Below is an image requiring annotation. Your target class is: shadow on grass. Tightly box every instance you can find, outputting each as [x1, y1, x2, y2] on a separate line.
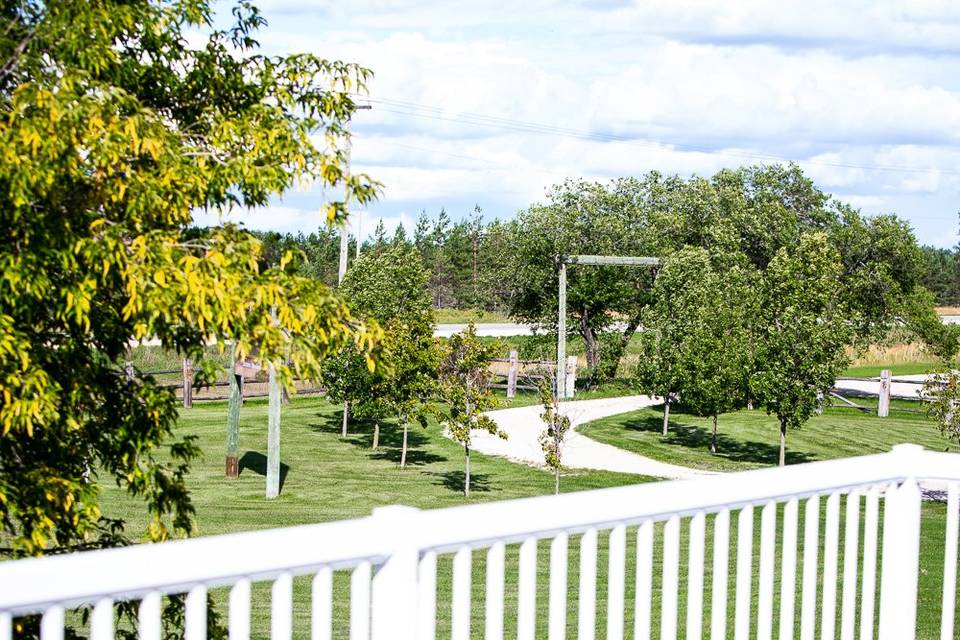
[623, 415, 816, 466]
[238, 451, 290, 493]
[424, 470, 492, 494]
[309, 411, 447, 466]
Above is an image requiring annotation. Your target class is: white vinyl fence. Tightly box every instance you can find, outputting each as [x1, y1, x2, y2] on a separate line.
[1, 444, 958, 639]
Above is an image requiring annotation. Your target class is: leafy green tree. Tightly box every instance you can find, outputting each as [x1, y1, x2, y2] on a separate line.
[750, 234, 852, 465]
[325, 245, 436, 464]
[506, 178, 661, 380]
[438, 324, 504, 496]
[0, 0, 379, 565]
[641, 248, 754, 451]
[538, 377, 571, 494]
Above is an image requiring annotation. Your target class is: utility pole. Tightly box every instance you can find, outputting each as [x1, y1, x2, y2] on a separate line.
[338, 104, 372, 285]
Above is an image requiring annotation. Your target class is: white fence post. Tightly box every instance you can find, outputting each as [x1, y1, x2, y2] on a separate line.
[371, 506, 421, 640]
[877, 446, 922, 640]
[565, 355, 577, 398]
[507, 350, 518, 399]
[878, 369, 891, 417]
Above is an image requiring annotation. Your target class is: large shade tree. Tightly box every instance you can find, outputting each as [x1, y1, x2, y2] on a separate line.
[505, 177, 664, 380]
[0, 0, 380, 566]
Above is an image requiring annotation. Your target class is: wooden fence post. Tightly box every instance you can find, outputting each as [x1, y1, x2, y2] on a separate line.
[182, 358, 193, 409]
[565, 355, 577, 398]
[507, 350, 519, 399]
[878, 369, 891, 418]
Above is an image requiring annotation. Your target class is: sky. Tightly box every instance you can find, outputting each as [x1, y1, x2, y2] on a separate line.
[196, 0, 960, 248]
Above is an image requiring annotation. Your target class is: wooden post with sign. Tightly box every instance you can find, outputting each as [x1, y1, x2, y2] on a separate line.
[507, 350, 519, 399]
[565, 355, 577, 398]
[878, 369, 892, 418]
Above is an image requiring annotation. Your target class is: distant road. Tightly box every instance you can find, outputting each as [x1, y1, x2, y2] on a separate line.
[434, 323, 535, 337]
[438, 315, 960, 338]
[138, 317, 960, 345]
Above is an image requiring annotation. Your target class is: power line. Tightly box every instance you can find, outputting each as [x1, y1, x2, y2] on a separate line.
[355, 96, 960, 178]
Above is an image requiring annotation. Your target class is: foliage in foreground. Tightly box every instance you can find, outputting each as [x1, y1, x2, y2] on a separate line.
[0, 0, 379, 565]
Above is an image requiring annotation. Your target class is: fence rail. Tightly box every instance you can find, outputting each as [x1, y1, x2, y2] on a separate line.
[1, 444, 956, 639]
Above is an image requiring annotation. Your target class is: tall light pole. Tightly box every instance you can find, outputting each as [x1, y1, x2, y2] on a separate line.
[338, 104, 372, 285]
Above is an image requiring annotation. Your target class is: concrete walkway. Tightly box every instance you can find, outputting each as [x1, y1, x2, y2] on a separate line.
[469, 395, 715, 480]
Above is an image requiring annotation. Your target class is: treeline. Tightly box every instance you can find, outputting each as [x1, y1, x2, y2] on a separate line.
[921, 245, 960, 306]
[257, 201, 959, 316]
[255, 208, 513, 311]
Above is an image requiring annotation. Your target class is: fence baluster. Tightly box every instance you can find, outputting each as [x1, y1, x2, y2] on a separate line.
[607, 524, 626, 640]
[757, 501, 776, 640]
[451, 547, 471, 640]
[485, 543, 504, 640]
[661, 516, 680, 640]
[0, 612, 11, 640]
[350, 561, 372, 640]
[185, 584, 207, 640]
[139, 591, 162, 640]
[779, 498, 799, 640]
[841, 492, 861, 640]
[821, 491, 841, 640]
[89, 598, 113, 640]
[686, 512, 706, 640]
[710, 509, 731, 640]
[734, 505, 753, 640]
[635, 520, 654, 640]
[799, 495, 820, 640]
[942, 484, 959, 640]
[418, 552, 438, 640]
[40, 605, 63, 640]
[548, 533, 569, 640]
[272, 572, 293, 640]
[229, 578, 251, 640]
[578, 528, 598, 640]
[518, 537, 538, 640]
[312, 568, 333, 640]
[860, 488, 880, 640]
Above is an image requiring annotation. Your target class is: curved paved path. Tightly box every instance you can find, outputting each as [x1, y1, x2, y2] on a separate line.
[469, 395, 716, 480]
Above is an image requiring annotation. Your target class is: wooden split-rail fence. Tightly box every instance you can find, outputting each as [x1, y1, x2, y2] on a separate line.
[135, 359, 324, 408]
[136, 351, 580, 408]
[487, 350, 578, 398]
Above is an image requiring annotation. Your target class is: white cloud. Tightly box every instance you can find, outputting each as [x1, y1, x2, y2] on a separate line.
[212, 1, 960, 246]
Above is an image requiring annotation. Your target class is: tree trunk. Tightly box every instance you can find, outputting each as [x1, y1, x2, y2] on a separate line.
[579, 313, 599, 370]
[341, 401, 349, 438]
[372, 420, 380, 450]
[779, 418, 787, 466]
[400, 421, 409, 468]
[711, 414, 718, 455]
[464, 444, 471, 497]
[554, 467, 560, 495]
[662, 397, 671, 436]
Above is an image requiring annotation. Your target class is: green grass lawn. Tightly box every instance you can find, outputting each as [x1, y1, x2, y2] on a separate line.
[579, 403, 958, 473]
[89, 395, 959, 639]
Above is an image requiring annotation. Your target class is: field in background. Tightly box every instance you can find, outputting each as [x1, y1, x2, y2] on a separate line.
[433, 307, 509, 323]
